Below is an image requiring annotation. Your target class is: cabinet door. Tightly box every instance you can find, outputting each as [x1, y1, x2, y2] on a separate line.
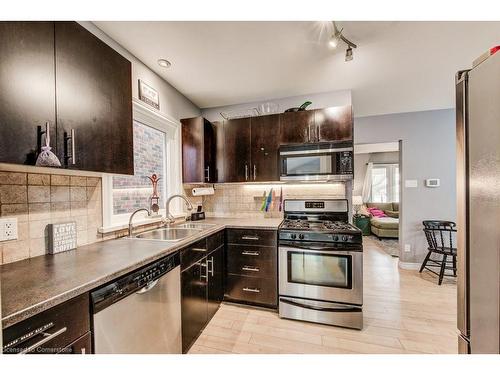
[223, 118, 251, 182]
[0, 22, 56, 166]
[181, 261, 208, 353]
[59, 332, 91, 354]
[213, 121, 225, 182]
[55, 22, 133, 174]
[315, 106, 353, 143]
[203, 119, 217, 183]
[181, 117, 204, 183]
[207, 246, 224, 322]
[251, 114, 280, 181]
[279, 110, 315, 145]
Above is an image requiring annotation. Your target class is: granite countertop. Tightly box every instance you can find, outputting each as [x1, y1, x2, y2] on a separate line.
[1, 217, 281, 328]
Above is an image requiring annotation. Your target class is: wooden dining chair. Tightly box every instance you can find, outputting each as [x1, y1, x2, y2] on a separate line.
[420, 220, 457, 285]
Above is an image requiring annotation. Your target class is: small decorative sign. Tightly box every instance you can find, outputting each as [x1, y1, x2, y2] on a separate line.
[138, 80, 160, 110]
[48, 222, 77, 254]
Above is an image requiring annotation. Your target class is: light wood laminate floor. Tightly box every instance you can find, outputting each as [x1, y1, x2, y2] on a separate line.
[189, 237, 457, 354]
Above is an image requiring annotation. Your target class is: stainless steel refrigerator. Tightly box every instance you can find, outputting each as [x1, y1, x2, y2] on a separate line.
[456, 46, 500, 354]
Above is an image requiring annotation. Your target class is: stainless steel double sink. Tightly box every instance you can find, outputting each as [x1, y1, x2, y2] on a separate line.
[130, 222, 216, 242]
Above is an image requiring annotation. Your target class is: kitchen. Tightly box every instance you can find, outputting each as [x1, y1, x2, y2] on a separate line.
[1, 2, 500, 373]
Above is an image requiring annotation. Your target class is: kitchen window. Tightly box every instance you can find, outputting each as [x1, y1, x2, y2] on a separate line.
[102, 101, 183, 229]
[370, 164, 399, 203]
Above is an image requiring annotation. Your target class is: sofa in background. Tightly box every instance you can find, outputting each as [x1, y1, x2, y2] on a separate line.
[366, 202, 399, 239]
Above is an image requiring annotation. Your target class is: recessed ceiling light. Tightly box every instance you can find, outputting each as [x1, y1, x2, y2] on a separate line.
[157, 59, 171, 68]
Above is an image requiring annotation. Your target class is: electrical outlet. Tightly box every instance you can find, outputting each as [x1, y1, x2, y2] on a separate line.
[404, 244, 411, 253]
[0, 218, 18, 241]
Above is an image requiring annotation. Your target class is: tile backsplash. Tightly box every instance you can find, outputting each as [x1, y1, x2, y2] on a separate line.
[184, 183, 347, 218]
[0, 171, 102, 264]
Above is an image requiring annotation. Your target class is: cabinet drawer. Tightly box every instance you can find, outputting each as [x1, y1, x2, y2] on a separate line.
[181, 238, 208, 271]
[225, 275, 277, 307]
[227, 229, 277, 246]
[59, 332, 91, 354]
[227, 256, 276, 278]
[2, 294, 90, 354]
[226, 244, 275, 261]
[207, 230, 224, 252]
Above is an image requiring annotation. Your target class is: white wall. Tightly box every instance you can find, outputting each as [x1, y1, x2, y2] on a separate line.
[201, 90, 351, 122]
[81, 22, 201, 122]
[355, 109, 456, 264]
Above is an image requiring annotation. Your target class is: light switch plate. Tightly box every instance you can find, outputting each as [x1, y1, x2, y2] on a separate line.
[0, 217, 18, 241]
[404, 244, 411, 252]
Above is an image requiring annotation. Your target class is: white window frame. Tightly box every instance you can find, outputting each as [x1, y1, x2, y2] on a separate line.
[370, 163, 399, 203]
[101, 100, 183, 231]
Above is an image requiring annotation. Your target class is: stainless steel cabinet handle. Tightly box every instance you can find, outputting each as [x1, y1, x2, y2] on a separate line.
[64, 129, 76, 165]
[71, 129, 75, 164]
[242, 235, 259, 241]
[191, 247, 207, 252]
[200, 261, 208, 279]
[19, 327, 67, 354]
[307, 126, 310, 142]
[205, 166, 210, 182]
[245, 164, 249, 181]
[207, 256, 214, 276]
[253, 164, 256, 180]
[242, 287, 260, 293]
[242, 266, 260, 272]
[316, 126, 319, 142]
[136, 279, 159, 294]
[242, 251, 260, 256]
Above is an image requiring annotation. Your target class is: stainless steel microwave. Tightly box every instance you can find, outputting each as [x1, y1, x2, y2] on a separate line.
[279, 144, 353, 181]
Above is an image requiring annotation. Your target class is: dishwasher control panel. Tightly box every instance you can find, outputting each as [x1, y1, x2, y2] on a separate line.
[91, 252, 180, 313]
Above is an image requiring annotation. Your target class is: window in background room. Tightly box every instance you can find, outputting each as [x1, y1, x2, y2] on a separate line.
[370, 164, 399, 203]
[112, 120, 167, 216]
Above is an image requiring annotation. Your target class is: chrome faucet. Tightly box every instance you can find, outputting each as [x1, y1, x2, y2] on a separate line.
[128, 208, 151, 237]
[165, 194, 194, 224]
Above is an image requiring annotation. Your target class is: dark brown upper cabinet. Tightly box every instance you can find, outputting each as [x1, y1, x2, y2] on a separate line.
[0, 22, 57, 166]
[314, 105, 353, 143]
[279, 110, 315, 145]
[181, 117, 217, 183]
[250, 114, 280, 181]
[0, 21, 133, 174]
[55, 22, 133, 175]
[223, 118, 251, 182]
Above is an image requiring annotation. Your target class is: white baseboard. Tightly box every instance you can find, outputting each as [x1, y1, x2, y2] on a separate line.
[398, 260, 421, 270]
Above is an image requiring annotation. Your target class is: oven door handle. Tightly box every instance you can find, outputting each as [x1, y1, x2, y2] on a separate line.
[279, 298, 362, 313]
[280, 244, 355, 253]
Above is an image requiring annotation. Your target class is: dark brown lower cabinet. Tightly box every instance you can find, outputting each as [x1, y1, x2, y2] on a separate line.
[225, 229, 278, 308]
[181, 231, 224, 353]
[60, 332, 92, 354]
[2, 294, 90, 354]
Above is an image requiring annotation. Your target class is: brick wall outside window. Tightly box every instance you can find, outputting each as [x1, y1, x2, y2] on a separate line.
[113, 121, 165, 215]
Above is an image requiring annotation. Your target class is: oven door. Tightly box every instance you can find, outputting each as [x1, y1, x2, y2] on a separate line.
[279, 148, 353, 181]
[279, 244, 363, 306]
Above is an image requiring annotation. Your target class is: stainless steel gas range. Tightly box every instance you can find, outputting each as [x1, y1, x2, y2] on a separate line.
[278, 199, 363, 329]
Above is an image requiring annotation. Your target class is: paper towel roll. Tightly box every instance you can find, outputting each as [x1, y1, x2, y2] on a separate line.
[192, 187, 215, 196]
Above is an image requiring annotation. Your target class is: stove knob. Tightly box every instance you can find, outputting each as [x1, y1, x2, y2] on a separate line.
[333, 236, 338, 241]
[342, 235, 348, 242]
[291, 233, 297, 240]
[298, 234, 305, 240]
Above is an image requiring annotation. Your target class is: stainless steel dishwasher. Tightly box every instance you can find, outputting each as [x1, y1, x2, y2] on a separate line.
[91, 252, 181, 354]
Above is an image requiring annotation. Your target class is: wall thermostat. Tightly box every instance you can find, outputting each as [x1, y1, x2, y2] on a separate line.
[425, 179, 440, 187]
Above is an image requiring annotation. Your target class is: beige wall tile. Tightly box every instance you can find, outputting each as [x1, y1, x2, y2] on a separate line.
[50, 202, 71, 219]
[29, 238, 47, 257]
[0, 185, 27, 204]
[28, 174, 50, 186]
[17, 222, 29, 241]
[0, 203, 29, 222]
[51, 175, 70, 186]
[0, 244, 3, 264]
[0, 171, 27, 185]
[70, 201, 87, 217]
[29, 219, 51, 239]
[29, 203, 51, 221]
[74, 215, 87, 232]
[70, 176, 87, 186]
[51, 186, 70, 202]
[28, 186, 51, 203]
[2, 240, 29, 264]
[70, 186, 87, 202]
[77, 231, 88, 246]
[86, 177, 100, 187]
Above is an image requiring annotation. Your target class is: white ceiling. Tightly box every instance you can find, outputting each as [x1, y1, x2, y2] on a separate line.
[94, 21, 500, 117]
